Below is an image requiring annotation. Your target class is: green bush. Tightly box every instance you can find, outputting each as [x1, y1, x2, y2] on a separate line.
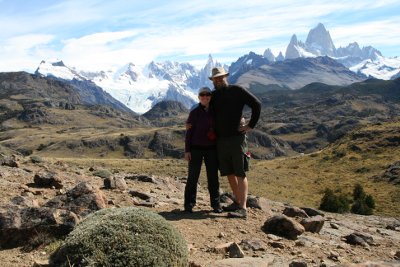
[365, 195, 375, 209]
[352, 183, 366, 200]
[351, 199, 373, 215]
[319, 188, 350, 213]
[50, 207, 188, 267]
[30, 155, 43, 163]
[93, 169, 112, 179]
[351, 183, 375, 215]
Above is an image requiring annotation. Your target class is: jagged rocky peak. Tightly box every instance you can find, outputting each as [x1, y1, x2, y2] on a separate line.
[148, 61, 173, 81]
[276, 52, 285, 61]
[263, 48, 275, 62]
[197, 54, 222, 88]
[305, 23, 336, 56]
[35, 60, 84, 80]
[362, 46, 382, 60]
[122, 62, 139, 82]
[285, 34, 302, 59]
[228, 52, 270, 84]
[50, 60, 66, 67]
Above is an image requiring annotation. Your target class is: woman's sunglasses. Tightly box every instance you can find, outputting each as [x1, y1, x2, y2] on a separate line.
[199, 93, 211, 97]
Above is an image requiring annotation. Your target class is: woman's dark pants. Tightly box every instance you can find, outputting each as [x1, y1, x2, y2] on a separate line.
[184, 148, 220, 210]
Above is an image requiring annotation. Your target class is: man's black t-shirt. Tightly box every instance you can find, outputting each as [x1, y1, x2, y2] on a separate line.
[211, 85, 261, 138]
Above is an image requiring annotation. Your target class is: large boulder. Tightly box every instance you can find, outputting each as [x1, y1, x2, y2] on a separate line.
[43, 182, 106, 217]
[300, 215, 325, 233]
[34, 171, 64, 189]
[262, 215, 305, 240]
[0, 205, 79, 248]
[283, 206, 309, 218]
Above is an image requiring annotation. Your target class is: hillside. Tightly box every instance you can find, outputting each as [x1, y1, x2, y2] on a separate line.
[0, 71, 399, 266]
[233, 56, 365, 90]
[253, 78, 400, 153]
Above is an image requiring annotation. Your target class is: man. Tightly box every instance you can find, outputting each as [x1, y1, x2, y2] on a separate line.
[209, 67, 261, 218]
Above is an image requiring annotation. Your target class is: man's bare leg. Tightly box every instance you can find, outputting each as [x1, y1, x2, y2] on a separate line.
[227, 174, 239, 202]
[237, 176, 248, 209]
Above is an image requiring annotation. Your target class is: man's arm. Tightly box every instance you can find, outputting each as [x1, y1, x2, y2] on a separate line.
[242, 88, 261, 129]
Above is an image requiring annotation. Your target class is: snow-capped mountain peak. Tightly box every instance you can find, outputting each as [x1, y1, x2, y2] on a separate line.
[35, 60, 84, 80]
[305, 23, 336, 56]
[350, 55, 400, 80]
[34, 58, 221, 114]
[283, 23, 399, 80]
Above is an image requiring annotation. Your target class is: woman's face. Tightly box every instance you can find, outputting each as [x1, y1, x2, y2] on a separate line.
[198, 91, 211, 106]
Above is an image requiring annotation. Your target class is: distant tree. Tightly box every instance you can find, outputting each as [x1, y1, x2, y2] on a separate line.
[353, 183, 366, 200]
[365, 195, 376, 209]
[351, 183, 375, 215]
[319, 188, 350, 213]
[351, 199, 373, 215]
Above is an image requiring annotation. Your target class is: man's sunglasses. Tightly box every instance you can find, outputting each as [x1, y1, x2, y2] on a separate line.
[199, 93, 211, 97]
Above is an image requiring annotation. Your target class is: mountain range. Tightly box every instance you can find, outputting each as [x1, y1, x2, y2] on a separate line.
[33, 23, 399, 114]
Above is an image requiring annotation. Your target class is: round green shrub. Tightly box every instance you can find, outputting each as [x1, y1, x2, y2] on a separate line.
[50, 207, 188, 267]
[92, 169, 112, 179]
[319, 188, 350, 213]
[30, 155, 43, 163]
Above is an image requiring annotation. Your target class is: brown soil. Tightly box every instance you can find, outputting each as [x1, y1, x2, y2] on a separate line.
[0, 158, 399, 267]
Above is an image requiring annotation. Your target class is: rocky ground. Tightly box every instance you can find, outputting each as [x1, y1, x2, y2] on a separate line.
[0, 155, 399, 267]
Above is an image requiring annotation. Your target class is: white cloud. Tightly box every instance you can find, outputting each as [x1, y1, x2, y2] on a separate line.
[0, 0, 399, 71]
[332, 19, 400, 48]
[0, 34, 55, 72]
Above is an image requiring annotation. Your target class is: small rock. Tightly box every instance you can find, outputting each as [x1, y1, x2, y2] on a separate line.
[269, 241, 285, 249]
[33, 171, 63, 189]
[300, 215, 325, 233]
[344, 232, 374, 246]
[240, 239, 265, 251]
[214, 242, 233, 254]
[289, 261, 307, 267]
[129, 190, 152, 200]
[266, 234, 282, 241]
[229, 242, 244, 258]
[330, 222, 340, 229]
[212, 257, 270, 267]
[104, 177, 128, 190]
[327, 250, 339, 261]
[189, 261, 202, 267]
[301, 207, 325, 217]
[283, 206, 309, 218]
[33, 259, 50, 267]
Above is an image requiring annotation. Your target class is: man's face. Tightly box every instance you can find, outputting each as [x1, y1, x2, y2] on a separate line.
[212, 75, 228, 89]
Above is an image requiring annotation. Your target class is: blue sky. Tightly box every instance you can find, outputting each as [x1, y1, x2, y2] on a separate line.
[0, 0, 399, 72]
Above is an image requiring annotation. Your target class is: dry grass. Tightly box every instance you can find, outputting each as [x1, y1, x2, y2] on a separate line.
[2, 111, 399, 217]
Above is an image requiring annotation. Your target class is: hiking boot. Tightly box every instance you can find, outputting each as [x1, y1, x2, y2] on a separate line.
[183, 207, 193, 213]
[212, 206, 223, 213]
[227, 208, 247, 219]
[222, 202, 240, 212]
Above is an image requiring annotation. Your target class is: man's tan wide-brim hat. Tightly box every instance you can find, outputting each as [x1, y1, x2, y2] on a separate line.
[209, 67, 229, 80]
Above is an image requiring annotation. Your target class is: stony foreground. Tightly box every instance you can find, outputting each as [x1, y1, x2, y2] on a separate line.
[0, 156, 399, 267]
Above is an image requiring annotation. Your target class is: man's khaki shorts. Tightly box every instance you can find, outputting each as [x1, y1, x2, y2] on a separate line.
[217, 135, 249, 177]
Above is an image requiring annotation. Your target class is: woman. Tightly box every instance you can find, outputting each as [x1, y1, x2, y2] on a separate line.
[184, 87, 221, 213]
